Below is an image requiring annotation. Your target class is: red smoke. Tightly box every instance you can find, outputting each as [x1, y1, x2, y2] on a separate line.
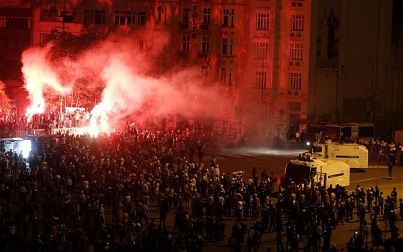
[21, 31, 231, 134]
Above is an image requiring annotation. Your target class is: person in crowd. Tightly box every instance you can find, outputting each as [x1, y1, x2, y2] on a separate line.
[0, 117, 402, 251]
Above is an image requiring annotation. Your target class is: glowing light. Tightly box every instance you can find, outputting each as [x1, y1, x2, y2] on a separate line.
[21, 32, 231, 135]
[21, 44, 72, 121]
[22, 140, 32, 159]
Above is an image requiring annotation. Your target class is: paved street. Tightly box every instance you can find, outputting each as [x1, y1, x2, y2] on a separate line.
[173, 143, 403, 251]
[19, 142, 403, 251]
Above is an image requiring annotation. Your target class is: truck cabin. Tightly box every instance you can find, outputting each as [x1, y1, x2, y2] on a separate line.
[282, 161, 316, 186]
[280, 157, 350, 188]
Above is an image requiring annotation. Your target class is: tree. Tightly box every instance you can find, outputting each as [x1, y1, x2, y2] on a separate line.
[44, 29, 98, 61]
[41, 29, 102, 109]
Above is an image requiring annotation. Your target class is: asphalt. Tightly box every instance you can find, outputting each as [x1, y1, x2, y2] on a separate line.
[10, 141, 403, 251]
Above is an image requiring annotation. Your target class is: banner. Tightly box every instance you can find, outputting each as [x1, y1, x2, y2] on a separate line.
[316, 0, 341, 68]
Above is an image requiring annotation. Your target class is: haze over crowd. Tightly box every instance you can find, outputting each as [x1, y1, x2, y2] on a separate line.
[20, 30, 232, 133]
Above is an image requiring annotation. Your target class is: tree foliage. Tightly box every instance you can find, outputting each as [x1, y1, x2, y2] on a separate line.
[42, 30, 102, 109]
[44, 29, 98, 61]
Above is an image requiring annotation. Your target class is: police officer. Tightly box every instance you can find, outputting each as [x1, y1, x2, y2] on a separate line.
[388, 146, 396, 177]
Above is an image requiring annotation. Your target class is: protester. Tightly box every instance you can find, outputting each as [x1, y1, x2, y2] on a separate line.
[0, 114, 401, 251]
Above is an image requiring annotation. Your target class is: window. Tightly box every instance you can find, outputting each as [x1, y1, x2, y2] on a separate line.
[182, 35, 190, 51]
[0, 16, 30, 29]
[201, 66, 208, 80]
[203, 8, 211, 24]
[84, 10, 106, 25]
[60, 10, 76, 23]
[220, 67, 227, 83]
[289, 72, 302, 90]
[255, 71, 267, 89]
[223, 9, 235, 27]
[223, 9, 229, 26]
[292, 0, 305, 7]
[39, 33, 50, 46]
[201, 36, 209, 53]
[229, 68, 233, 85]
[40, 9, 58, 22]
[229, 39, 234, 56]
[230, 9, 235, 27]
[135, 40, 145, 53]
[136, 11, 146, 25]
[156, 6, 167, 23]
[221, 38, 228, 55]
[275, 41, 279, 60]
[255, 41, 268, 59]
[218, 37, 233, 56]
[256, 12, 269, 30]
[269, 103, 275, 117]
[115, 11, 135, 25]
[291, 14, 304, 31]
[289, 102, 301, 111]
[183, 7, 191, 23]
[290, 43, 303, 60]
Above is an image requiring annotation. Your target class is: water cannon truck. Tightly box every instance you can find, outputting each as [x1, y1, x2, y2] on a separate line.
[308, 141, 368, 169]
[280, 154, 350, 188]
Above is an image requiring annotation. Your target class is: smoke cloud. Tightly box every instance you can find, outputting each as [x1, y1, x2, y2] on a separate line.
[21, 31, 231, 132]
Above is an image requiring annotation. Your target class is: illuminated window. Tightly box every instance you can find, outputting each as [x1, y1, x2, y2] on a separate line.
[201, 36, 209, 53]
[40, 9, 58, 22]
[256, 12, 269, 30]
[289, 72, 302, 90]
[255, 71, 267, 89]
[115, 11, 135, 25]
[220, 67, 227, 83]
[138, 11, 146, 25]
[255, 41, 268, 59]
[182, 35, 190, 51]
[84, 10, 106, 25]
[290, 43, 303, 60]
[291, 14, 304, 31]
[203, 8, 211, 24]
[0, 16, 30, 29]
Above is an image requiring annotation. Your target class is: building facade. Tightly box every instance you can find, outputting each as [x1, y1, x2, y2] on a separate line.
[308, 0, 402, 139]
[0, 0, 333, 142]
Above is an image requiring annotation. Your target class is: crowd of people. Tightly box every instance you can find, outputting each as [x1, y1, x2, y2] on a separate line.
[0, 119, 401, 251]
[0, 110, 92, 137]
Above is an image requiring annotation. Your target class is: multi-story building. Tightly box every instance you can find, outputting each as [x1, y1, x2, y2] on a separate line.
[308, 0, 399, 138]
[3, 0, 401, 140]
[242, 0, 311, 142]
[27, 0, 312, 141]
